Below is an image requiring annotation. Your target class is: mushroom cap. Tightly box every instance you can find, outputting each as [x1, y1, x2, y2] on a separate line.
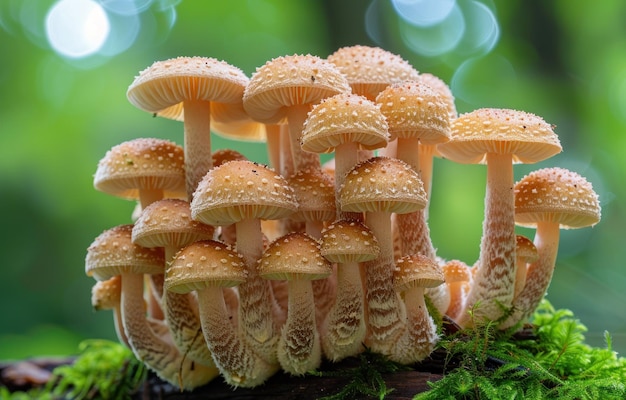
[327, 45, 419, 100]
[212, 148, 248, 168]
[437, 108, 562, 164]
[320, 220, 380, 264]
[85, 224, 165, 281]
[418, 73, 457, 120]
[243, 54, 351, 124]
[191, 160, 298, 226]
[132, 199, 215, 249]
[442, 259, 471, 283]
[516, 235, 538, 264]
[339, 156, 428, 214]
[164, 240, 247, 293]
[91, 275, 122, 310]
[514, 167, 601, 229]
[94, 138, 186, 200]
[300, 93, 389, 153]
[287, 168, 336, 222]
[376, 80, 451, 145]
[258, 233, 332, 281]
[394, 254, 445, 291]
[127, 56, 249, 120]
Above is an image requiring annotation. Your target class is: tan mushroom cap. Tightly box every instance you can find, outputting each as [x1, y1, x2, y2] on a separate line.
[514, 167, 601, 229]
[94, 138, 186, 200]
[165, 240, 247, 294]
[300, 93, 389, 153]
[287, 168, 336, 222]
[327, 45, 419, 101]
[243, 54, 351, 124]
[516, 235, 538, 263]
[91, 275, 122, 310]
[418, 73, 457, 120]
[132, 199, 215, 249]
[212, 148, 248, 168]
[394, 254, 445, 291]
[376, 80, 451, 145]
[442, 259, 471, 283]
[340, 156, 428, 214]
[258, 233, 332, 281]
[320, 220, 380, 264]
[85, 224, 165, 281]
[127, 56, 249, 121]
[191, 160, 298, 226]
[437, 108, 562, 164]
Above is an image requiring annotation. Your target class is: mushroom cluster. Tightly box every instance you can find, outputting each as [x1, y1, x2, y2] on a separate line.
[85, 45, 601, 390]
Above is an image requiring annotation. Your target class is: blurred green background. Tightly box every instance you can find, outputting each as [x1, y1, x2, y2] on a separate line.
[0, 0, 624, 359]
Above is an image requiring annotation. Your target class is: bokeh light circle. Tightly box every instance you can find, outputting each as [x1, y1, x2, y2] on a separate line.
[391, 0, 456, 27]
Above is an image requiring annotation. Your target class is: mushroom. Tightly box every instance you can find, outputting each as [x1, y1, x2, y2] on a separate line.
[132, 198, 218, 368]
[391, 254, 444, 364]
[85, 225, 219, 389]
[376, 80, 451, 260]
[513, 235, 538, 300]
[319, 220, 380, 361]
[501, 167, 601, 328]
[339, 156, 428, 354]
[301, 92, 390, 221]
[127, 57, 249, 199]
[442, 259, 471, 321]
[166, 240, 279, 387]
[437, 108, 562, 327]
[243, 54, 351, 174]
[258, 233, 332, 375]
[91, 275, 129, 347]
[191, 160, 298, 363]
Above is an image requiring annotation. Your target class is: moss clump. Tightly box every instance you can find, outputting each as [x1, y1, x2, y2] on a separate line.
[416, 300, 626, 400]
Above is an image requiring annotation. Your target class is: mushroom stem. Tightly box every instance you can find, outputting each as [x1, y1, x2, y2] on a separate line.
[236, 218, 282, 363]
[363, 210, 405, 352]
[278, 279, 322, 375]
[458, 152, 516, 327]
[183, 99, 213, 199]
[503, 221, 560, 328]
[138, 189, 165, 210]
[286, 104, 320, 172]
[418, 144, 437, 205]
[322, 260, 366, 361]
[395, 137, 420, 171]
[197, 286, 278, 387]
[120, 271, 218, 389]
[334, 141, 362, 221]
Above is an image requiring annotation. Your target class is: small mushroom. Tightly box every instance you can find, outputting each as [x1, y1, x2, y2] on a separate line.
[441, 259, 471, 321]
[91, 275, 129, 347]
[258, 233, 332, 375]
[513, 235, 538, 300]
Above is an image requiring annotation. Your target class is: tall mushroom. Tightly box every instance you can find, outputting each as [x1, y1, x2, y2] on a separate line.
[243, 54, 351, 174]
[127, 57, 249, 199]
[191, 160, 298, 363]
[85, 225, 219, 389]
[501, 167, 601, 328]
[319, 220, 380, 361]
[340, 157, 428, 354]
[437, 108, 562, 327]
[166, 240, 278, 387]
[258, 233, 332, 375]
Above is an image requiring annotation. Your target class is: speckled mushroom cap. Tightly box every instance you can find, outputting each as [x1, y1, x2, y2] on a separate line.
[514, 167, 601, 229]
[165, 240, 247, 294]
[191, 160, 298, 226]
[212, 148, 248, 168]
[339, 156, 428, 214]
[258, 233, 332, 281]
[94, 138, 186, 200]
[85, 225, 165, 281]
[442, 259, 471, 284]
[516, 235, 538, 263]
[319, 220, 380, 264]
[376, 80, 451, 144]
[127, 56, 249, 121]
[394, 254, 445, 291]
[327, 45, 419, 101]
[243, 54, 351, 124]
[132, 199, 215, 249]
[300, 93, 390, 153]
[287, 168, 336, 222]
[437, 108, 562, 164]
[418, 73, 457, 121]
[91, 275, 122, 310]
